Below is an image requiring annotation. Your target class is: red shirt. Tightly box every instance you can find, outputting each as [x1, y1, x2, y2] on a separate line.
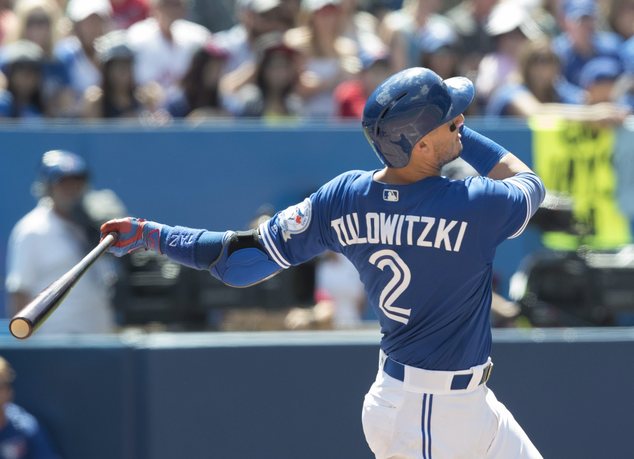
[334, 79, 367, 119]
[110, 0, 150, 29]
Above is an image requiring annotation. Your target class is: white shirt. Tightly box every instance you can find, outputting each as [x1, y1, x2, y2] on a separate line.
[5, 202, 116, 334]
[302, 57, 341, 119]
[54, 35, 101, 98]
[127, 17, 212, 92]
[315, 252, 365, 329]
[213, 24, 253, 74]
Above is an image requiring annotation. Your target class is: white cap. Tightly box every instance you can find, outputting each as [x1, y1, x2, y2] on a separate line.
[302, 0, 341, 13]
[66, 0, 112, 22]
[250, 0, 283, 13]
[486, 2, 542, 40]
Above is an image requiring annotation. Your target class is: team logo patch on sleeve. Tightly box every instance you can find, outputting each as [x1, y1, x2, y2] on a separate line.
[279, 198, 312, 241]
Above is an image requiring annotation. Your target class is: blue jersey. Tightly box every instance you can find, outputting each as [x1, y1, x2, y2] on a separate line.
[260, 168, 544, 371]
[0, 403, 58, 459]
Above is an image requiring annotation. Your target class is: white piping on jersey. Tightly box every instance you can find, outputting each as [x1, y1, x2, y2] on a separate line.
[504, 177, 532, 239]
[258, 222, 291, 269]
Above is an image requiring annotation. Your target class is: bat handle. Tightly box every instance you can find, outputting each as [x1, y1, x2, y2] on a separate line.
[8, 232, 119, 340]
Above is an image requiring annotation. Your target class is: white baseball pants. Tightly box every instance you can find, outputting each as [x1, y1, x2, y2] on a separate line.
[362, 356, 543, 459]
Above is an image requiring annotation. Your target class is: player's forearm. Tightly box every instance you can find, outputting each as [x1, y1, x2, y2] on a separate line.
[101, 218, 281, 287]
[460, 126, 534, 179]
[157, 224, 226, 270]
[487, 153, 533, 180]
[158, 224, 282, 287]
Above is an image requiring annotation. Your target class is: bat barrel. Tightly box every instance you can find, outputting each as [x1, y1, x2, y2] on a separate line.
[9, 233, 118, 339]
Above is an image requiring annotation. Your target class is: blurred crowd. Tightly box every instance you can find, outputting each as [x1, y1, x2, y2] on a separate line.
[0, 0, 631, 123]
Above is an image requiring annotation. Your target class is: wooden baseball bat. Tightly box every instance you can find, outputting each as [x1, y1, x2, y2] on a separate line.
[9, 233, 118, 340]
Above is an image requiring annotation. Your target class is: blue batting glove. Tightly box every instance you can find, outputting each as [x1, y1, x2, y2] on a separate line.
[100, 217, 163, 257]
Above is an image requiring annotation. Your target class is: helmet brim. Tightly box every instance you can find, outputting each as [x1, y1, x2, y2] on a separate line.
[443, 76, 475, 122]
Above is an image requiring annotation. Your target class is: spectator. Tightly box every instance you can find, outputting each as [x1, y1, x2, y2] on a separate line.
[0, 0, 17, 46]
[0, 357, 59, 459]
[445, 0, 499, 79]
[607, 0, 634, 41]
[0, 40, 46, 119]
[54, 0, 113, 114]
[286, 0, 359, 118]
[417, 20, 462, 79]
[339, 0, 384, 61]
[189, 0, 235, 33]
[11, 0, 74, 117]
[476, 1, 543, 107]
[127, 0, 212, 99]
[578, 55, 623, 104]
[110, 0, 150, 30]
[215, 1, 292, 115]
[5, 150, 119, 334]
[167, 40, 230, 119]
[552, 0, 622, 87]
[285, 251, 366, 329]
[213, 0, 289, 75]
[520, 0, 559, 38]
[228, 32, 302, 120]
[279, 0, 301, 29]
[379, 0, 453, 72]
[333, 48, 390, 119]
[486, 39, 628, 124]
[314, 250, 365, 328]
[486, 39, 584, 117]
[82, 30, 164, 119]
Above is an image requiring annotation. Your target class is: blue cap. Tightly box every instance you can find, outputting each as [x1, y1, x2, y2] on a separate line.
[418, 21, 459, 53]
[563, 0, 597, 20]
[39, 150, 88, 183]
[579, 57, 623, 88]
[359, 47, 389, 71]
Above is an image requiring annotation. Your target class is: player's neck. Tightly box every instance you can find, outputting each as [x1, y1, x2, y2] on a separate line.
[374, 165, 440, 185]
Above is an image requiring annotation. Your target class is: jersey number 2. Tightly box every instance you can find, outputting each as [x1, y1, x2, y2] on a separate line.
[369, 249, 411, 325]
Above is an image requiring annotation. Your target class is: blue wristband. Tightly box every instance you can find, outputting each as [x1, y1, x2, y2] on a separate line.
[160, 225, 226, 270]
[459, 126, 508, 176]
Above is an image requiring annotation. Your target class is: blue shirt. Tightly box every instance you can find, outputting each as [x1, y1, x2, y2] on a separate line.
[259, 168, 544, 371]
[41, 59, 71, 101]
[0, 403, 58, 459]
[0, 91, 44, 120]
[552, 31, 622, 87]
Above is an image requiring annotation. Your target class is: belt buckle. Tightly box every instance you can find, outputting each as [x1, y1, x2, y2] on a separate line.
[479, 363, 493, 385]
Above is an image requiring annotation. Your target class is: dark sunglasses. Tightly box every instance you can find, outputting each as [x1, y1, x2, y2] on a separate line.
[449, 122, 457, 132]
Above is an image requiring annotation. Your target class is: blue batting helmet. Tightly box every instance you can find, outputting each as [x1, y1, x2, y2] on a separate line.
[362, 67, 475, 168]
[39, 150, 88, 183]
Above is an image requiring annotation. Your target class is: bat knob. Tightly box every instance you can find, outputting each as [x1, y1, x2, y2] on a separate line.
[9, 318, 33, 339]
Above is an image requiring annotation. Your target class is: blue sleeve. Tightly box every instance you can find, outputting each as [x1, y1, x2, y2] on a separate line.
[258, 175, 352, 268]
[470, 172, 546, 246]
[258, 195, 329, 269]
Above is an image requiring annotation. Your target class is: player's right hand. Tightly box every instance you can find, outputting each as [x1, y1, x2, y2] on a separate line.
[100, 217, 163, 257]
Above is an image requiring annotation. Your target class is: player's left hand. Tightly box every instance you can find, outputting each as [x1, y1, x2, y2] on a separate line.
[100, 217, 163, 257]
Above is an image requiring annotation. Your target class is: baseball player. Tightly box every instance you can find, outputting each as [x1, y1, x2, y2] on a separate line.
[101, 67, 545, 458]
